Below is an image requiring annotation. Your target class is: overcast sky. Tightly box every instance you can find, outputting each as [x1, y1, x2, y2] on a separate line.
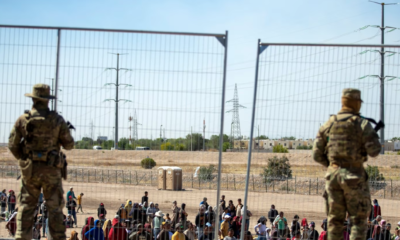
[0, 0, 399, 143]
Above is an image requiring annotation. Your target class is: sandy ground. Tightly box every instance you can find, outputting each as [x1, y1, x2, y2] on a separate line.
[0, 179, 399, 238]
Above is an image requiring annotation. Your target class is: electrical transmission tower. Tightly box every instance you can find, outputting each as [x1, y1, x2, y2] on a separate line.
[226, 84, 246, 145]
[128, 109, 141, 144]
[359, 1, 399, 154]
[104, 53, 132, 150]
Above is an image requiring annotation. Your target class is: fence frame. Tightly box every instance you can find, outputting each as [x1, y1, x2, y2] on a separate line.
[0, 24, 229, 240]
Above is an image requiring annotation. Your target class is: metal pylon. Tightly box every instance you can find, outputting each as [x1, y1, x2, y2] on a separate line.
[227, 84, 246, 141]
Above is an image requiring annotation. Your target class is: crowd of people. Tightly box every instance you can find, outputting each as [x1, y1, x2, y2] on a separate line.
[1, 187, 399, 240]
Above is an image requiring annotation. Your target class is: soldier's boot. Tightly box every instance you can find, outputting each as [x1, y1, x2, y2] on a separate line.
[16, 180, 40, 240]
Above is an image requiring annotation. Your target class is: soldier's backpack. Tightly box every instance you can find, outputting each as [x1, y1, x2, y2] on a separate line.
[24, 110, 58, 161]
[326, 114, 363, 161]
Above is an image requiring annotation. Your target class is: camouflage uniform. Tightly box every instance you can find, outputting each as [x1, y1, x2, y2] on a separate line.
[8, 84, 74, 240]
[312, 89, 381, 240]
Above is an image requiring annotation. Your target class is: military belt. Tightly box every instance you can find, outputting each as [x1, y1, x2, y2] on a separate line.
[330, 162, 363, 168]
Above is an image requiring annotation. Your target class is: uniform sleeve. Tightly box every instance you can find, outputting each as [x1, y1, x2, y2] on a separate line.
[361, 119, 381, 158]
[8, 118, 23, 160]
[312, 121, 330, 167]
[58, 116, 75, 150]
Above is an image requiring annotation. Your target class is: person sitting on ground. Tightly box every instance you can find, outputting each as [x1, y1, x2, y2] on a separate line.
[223, 228, 236, 240]
[66, 214, 75, 228]
[85, 219, 104, 240]
[98, 203, 107, 218]
[307, 222, 319, 240]
[68, 230, 80, 240]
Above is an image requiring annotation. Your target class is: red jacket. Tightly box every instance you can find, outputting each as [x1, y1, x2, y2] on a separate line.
[373, 205, 381, 218]
[108, 218, 127, 240]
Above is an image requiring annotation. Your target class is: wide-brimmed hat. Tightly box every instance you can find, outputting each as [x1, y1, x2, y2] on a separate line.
[155, 211, 164, 217]
[342, 88, 363, 102]
[25, 84, 56, 101]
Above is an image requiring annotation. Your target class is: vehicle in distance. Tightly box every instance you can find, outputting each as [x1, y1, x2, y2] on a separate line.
[136, 147, 150, 150]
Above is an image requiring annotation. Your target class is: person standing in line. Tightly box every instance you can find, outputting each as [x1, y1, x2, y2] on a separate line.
[0, 190, 7, 213]
[7, 190, 16, 213]
[220, 195, 226, 210]
[8, 84, 75, 240]
[273, 211, 287, 239]
[254, 217, 268, 240]
[98, 203, 107, 218]
[235, 199, 243, 218]
[313, 89, 381, 240]
[373, 199, 382, 219]
[153, 211, 165, 240]
[77, 193, 84, 213]
[142, 191, 149, 204]
[268, 205, 278, 228]
[66, 196, 78, 227]
[171, 201, 180, 228]
[171, 223, 186, 240]
[196, 206, 207, 240]
[200, 198, 209, 210]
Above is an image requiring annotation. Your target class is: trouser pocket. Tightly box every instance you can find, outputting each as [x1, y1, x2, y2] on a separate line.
[18, 159, 33, 180]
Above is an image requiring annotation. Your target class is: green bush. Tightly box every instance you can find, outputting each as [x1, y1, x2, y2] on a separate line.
[261, 156, 292, 182]
[296, 145, 312, 150]
[222, 142, 230, 152]
[198, 165, 216, 181]
[273, 145, 288, 153]
[141, 158, 156, 169]
[366, 165, 385, 181]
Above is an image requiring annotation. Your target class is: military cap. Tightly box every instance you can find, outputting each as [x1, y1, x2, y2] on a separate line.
[342, 88, 362, 102]
[25, 84, 56, 101]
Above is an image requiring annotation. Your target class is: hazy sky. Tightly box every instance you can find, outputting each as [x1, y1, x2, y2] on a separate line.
[1, 0, 399, 143]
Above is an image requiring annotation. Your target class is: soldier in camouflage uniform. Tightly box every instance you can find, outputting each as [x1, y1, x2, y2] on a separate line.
[8, 84, 74, 240]
[312, 89, 381, 240]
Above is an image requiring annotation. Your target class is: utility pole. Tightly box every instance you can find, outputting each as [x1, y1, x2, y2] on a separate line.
[258, 125, 260, 152]
[104, 53, 132, 150]
[367, 1, 399, 154]
[203, 119, 206, 151]
[160, 125, 163, 142]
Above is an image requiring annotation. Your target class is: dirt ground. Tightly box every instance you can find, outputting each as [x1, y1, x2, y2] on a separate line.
[0, 179, 399, 238]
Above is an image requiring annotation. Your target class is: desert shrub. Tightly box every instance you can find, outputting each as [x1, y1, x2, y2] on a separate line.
[366, 165, 385, 181]
[261, 156, 292, 182]
[198, 165, 216, 181]
[141, 158, 156, 169]
[296, 145, 312, 150]
[273, 145, 288, 153]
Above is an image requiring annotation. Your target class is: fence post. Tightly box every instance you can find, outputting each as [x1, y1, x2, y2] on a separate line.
[273, 180, 274, 192]
[108, 170, 110, 182]
[391, 179, 392, 198]
[95, 169, 97, 181]
[295, 176, 296, 194]
[192, 174, 194, 188]
[101, 170, 103, 182]
[151, 171, 153, 186]
[309, 179, 311, 195]
[115, 170, 117, 184]
[136, 171, 138, 185]
[384, 184, 386, 199]
[252, 175, 255, 191]
[286, 177, 289, 194]
[198, 175, 201, 189]
[87, 170, 89, 183]
[130, 171, 132, 185]
[227, 174, 228, 190]
[316, 178, 318, 194]
[234, 175, 236, 190]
